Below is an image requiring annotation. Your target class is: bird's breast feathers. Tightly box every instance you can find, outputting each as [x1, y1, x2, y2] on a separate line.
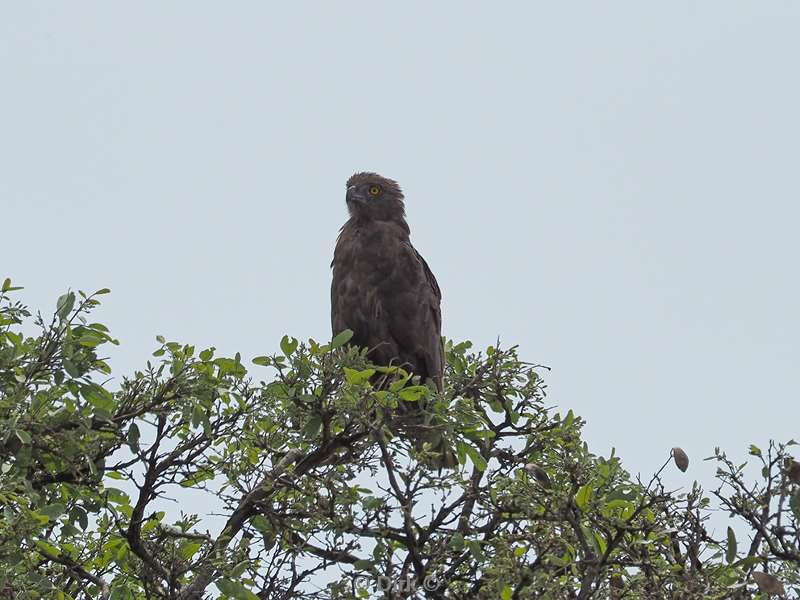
[333, 229, 427, 293]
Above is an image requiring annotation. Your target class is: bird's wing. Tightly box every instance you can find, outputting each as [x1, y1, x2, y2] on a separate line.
[412, 245, 441, 301]
[399, 242, 444, 389]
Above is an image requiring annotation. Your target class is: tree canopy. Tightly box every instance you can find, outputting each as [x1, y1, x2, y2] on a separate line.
[0, 279, 798, 599]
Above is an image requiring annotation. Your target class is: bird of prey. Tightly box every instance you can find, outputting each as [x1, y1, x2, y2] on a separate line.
[331, 172, 455, 468]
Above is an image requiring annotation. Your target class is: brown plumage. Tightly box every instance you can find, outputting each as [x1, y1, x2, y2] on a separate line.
[331, 172, 443, 388]
[331, 172, 454, 468]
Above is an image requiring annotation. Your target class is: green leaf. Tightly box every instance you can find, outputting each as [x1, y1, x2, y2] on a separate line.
[63, 359, 80, 378]
[215, 579, 259, 600]
[575, 483, 594, 512]
[56, 292, 76, 321]
[388, 371, 412, 391]
[725, 526, 737, 564]
[127, 423, 141, 452]
[790, 490, 800, 521]
[251, 515, 272, 534]
[14, 429, 31, 445]
[59, 522, 80, 537]
[0, 278, 22, 292]
[748, 444, 761, 457]
[304, 415, 322, 437]
[6, 331, 23, 348]
[94, 288, 111, 295]
[344, 367, 375, 385]
[467, 539, 485, 561]
[353, 559, 373, 570]
[464, 444, 487, 471]
[30, 511, 50, 525]
[330, 329, 354, 348]
[593, 531, 607, 556]
[191, 405, 207, 429]
[452, 340, 473, 353]
[179, 541, 203, 560]
[141, 512, 165, 534]
[280, 335, 299, 357]
[80, 383, 116, 413]
[456, 441, 468, 465]
[105, 488, 130, 505]
[252, 356, 271, 366]
[501, 586, 513, 600]
[34, 540, 59, 557]
[77, 331, 106, 348]
[362, 496, 383, 510]
[733, 555, 764, 569]
[39, 503, 66, 520]
[449, 532, 465, 550]
[230, 560, 249, 577]
[71, 507, 88, 530]
[179, 469, 215, 487]
[3, 550, 22, 566]
[214, 357, 247, 377]
[398, 385, 429, 402]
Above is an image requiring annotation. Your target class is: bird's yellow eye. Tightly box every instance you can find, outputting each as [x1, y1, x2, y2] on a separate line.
[369, 185, 381, 197]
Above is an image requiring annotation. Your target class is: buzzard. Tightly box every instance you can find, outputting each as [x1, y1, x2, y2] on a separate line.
[331, 172, 454, 468]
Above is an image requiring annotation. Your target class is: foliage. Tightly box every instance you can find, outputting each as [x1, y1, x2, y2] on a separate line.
[0, 279, 798, 599]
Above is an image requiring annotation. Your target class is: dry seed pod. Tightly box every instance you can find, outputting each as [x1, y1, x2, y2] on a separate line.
[524, 463, 552, 489]
[672, 447, 689, 472]
[786, 459, 800, 484]
[752, 571, 785, 597]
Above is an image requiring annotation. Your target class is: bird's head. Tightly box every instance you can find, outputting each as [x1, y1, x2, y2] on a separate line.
[345, 172, 406, 222]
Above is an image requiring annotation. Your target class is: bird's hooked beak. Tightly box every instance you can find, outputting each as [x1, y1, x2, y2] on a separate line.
[346, 185, 366, 206]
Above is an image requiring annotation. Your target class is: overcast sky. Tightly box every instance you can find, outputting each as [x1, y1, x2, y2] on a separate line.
[3, 3, 798, 496]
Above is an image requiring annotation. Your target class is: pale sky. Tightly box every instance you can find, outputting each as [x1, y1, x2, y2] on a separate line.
[3, 3, 798, 497]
